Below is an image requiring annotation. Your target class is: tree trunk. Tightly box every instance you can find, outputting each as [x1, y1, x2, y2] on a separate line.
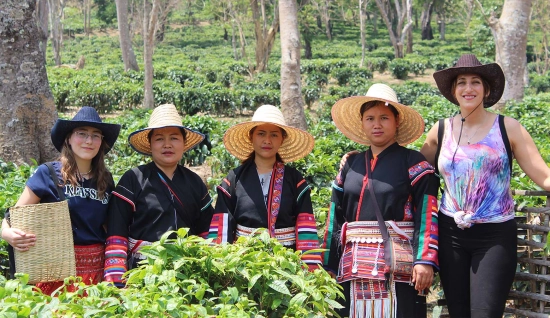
[37, 0, 49, 60]
[372, 8, 378, 35]
[323, 0, 332, 40]
[228, 1, 249, 64]
[375, 0, 412, 58]
[251, 0, 279, 73]
[359, 0, 367, 67]
[0, 0, 59, 165]
[231, 23, 239, 59]
[420, 0, 434, 40]
[486, 0, 533, 107]
[83, 0, 90, 35]
[532, 0, 549, 74]
[437, 11, 445, 41]
[143, 0, 159, 109]
[48, 0, 64, 66]
[116, 0, 140, 71]
[406, 27, 413, 53]
[279, 0, 307, 130]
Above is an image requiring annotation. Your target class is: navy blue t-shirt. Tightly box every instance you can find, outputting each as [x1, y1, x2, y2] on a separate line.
[26, 161, 111, 245]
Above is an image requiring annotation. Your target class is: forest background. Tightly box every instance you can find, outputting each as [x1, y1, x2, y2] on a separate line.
[0, 0, 549, 316]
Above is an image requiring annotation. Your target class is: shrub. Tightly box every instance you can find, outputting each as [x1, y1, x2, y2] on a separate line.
[0, 230, 344, 317]
[389, 59, 411, 79]
[392, 81, 440, 106]
[331, 67, 373, 86]
[529, 73, 550, 94]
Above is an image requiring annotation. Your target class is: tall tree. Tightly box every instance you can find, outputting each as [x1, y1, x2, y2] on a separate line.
[476, 0, 533, 107]
[116, 0, 140, 71]
[83, 0, 92, 35]
[142, 0, 160, 109]
[359, 0, 371, 67]
[47, 0, 65, 66]
[298, 2, 317, 60]
[531, 0, 549, 74]
[0, 0, 58, 164]
[251, 0, 279, 72]
[311, 0, 333, 40]
[228, 0, 249, 62]
[142, 0, 178, 109]
[375, 0, 413, 58]
[36, 0, 49, 60]
[420, 0, 434, 40]
[279, 0, 307, 130]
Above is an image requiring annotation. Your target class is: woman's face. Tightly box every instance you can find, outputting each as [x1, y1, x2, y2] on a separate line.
[150, 127, 185, 168]
[361, 103, 398, 150]
[453, 73, 487, 109]
[68, 126, 103, 161]
[251, 124, 284, 161]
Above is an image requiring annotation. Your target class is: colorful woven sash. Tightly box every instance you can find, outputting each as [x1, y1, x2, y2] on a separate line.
[236, 224, 296, 246]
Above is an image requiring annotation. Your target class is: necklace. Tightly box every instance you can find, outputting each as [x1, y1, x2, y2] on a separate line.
[465, 113, 487, 145]
[79, 167, 92, 176]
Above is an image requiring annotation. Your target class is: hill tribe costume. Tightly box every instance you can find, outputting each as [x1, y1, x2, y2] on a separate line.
[432, 54, 517, 317]
[6, 107, 121, 294]
[323, 84, 439, 318]
[208, 105, 322, 269]
[103, 104, 214, 287]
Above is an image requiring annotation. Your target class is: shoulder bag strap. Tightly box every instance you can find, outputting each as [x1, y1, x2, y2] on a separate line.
[498, 114, 513, 177]
[46, 162, 66, 201]
[434, 118, 445, 176]
[365, 151, 392, 278]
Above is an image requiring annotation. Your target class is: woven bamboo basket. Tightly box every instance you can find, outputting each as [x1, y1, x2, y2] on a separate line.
[9, 200, 76, 284]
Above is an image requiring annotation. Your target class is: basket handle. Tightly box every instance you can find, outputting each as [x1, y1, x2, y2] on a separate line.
[46, 162, 66, 201]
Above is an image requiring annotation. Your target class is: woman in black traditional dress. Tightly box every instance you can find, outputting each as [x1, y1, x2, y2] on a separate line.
[208, 105, 322, 269]
[322, 84, 439, 317]
[103, 104, 214, 287]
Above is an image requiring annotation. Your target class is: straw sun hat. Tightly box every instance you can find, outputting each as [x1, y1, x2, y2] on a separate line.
[128, 104, 204, 156]
[433, 54, 505, 108]
[223, 105, 314, 162]
[331, 83, 425, 146]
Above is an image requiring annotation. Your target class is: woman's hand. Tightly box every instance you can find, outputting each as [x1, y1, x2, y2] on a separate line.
[412, 264, 434, 293]
[339, 150, 360, 170]
[1, 227, 36, 251]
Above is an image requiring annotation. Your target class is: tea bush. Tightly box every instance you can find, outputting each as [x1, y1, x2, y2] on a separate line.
[0, 229, 343, 317]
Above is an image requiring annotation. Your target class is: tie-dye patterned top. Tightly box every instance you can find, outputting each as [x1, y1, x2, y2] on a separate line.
[439, 115, 514, 223]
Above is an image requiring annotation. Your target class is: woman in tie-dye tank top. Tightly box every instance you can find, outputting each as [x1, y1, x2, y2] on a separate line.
[421, 54, 550, 318]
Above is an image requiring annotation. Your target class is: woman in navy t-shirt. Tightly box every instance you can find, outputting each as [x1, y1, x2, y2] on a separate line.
[1, 106, 120, 295]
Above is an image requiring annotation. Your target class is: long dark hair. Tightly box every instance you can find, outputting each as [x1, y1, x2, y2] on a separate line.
[60, 134, 113, 199]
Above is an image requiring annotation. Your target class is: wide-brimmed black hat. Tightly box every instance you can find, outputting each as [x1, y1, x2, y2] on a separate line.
[433, 54, 505, 108]
[51, 106, 121, 153]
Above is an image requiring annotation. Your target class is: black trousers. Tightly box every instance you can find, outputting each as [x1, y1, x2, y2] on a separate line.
[438, 213, 517, 318]
[337, 280, 427, 318]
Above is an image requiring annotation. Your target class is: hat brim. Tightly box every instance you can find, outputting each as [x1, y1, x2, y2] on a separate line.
[331, 96, 425, 146]
[128, 125, 205, 156]
[50, 120, 121, 153]
[433, 63, 505, 108]
[223, 121, 315, 162]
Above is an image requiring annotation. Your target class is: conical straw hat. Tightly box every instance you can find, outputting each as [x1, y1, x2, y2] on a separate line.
[223, 105, 314, 162]
[128, 104, 204, 156]
[331, 83, 425, 146]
